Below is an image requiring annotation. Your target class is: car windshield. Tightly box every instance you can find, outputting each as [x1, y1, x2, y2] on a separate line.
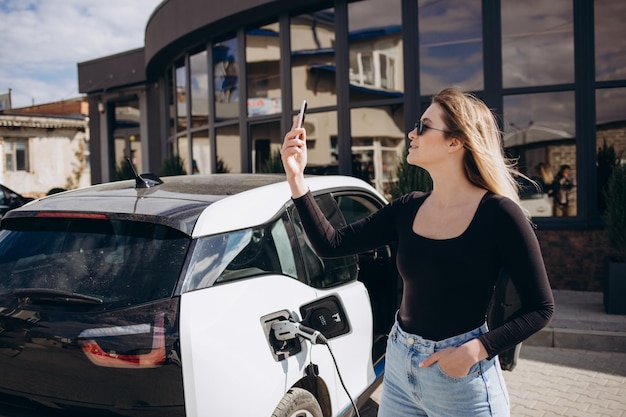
[0, 217, 190, 307]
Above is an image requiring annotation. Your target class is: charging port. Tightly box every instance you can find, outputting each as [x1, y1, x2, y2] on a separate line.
[260, 310, 302, 362]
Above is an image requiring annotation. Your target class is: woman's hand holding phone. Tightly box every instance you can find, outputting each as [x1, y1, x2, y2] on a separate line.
[281, 100, 309, 197]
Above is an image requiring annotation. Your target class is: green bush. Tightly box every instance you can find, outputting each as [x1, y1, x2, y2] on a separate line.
[604, 163, 626, 262]
[113, 158, 136, 181]
[216, 157, 230, 173]
[388, 149, 432, 200]
[160, 155, 187, 176]
[259, 149, 284, 174]
[597, 140, 621, 213]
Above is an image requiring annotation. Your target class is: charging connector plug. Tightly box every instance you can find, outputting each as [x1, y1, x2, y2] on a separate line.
[271, 320, 328, 345]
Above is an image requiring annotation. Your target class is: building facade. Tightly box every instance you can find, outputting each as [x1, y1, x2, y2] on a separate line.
[77, 0, 626, 290]
[0, 98, 90, 197]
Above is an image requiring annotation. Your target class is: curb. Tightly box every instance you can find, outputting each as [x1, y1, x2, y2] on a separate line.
[525, 327, 626, 352]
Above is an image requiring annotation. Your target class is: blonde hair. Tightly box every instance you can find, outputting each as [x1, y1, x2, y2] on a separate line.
[432, 87, 525, 213]
[537, 162, 554, 185]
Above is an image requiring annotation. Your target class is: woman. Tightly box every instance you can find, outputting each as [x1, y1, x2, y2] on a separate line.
[281, 87, 554, 416]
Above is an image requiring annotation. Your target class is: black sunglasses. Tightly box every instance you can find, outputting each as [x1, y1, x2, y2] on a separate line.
[414, 120, 452, 135]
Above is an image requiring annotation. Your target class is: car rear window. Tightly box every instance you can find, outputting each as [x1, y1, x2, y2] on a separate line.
[0, 217, 190, 307]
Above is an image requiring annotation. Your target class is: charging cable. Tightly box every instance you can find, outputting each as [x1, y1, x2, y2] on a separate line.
[271, 320, 361, 417]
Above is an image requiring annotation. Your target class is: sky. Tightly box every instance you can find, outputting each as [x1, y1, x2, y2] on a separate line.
[0, 0, 162, 109]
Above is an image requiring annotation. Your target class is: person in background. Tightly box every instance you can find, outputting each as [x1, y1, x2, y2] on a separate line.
[281, 87, 554, 417]
[552, 164, 575, 216]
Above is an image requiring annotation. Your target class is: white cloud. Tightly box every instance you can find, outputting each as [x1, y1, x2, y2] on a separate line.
[0, 0, 161, 108]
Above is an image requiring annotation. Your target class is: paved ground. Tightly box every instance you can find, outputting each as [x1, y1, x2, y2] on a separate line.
[503, 346, 626, 417]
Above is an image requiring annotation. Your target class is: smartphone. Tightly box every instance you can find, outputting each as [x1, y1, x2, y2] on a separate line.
[296, 100, 307, 129]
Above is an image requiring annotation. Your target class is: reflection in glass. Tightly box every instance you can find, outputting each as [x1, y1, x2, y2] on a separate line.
[503, 92, 576, 217]
[594, 1, 626, 82]
[291, 10, 336, 109]
[112, 100, 141, 177]
[250, 121, 282, 173]
[418, 0, 483, 96]
[176, 136, 190, 175]
[351, 106, 405, 198]
[214, 38, 240, 121]
[216, 125, 240, 173]
[113, 136, 127, 178]
[246, 24, 282, 117]
[192, 130, 210, 175]
[348, 0, 403, 102]
[596, 88, 626, 213]
[298, 111, 338, 175]
[501, 0, 574, 88]
[176, 64, 187, 131]
[190, 50, 209, 127]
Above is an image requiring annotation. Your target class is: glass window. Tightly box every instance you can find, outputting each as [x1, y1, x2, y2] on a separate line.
[0, 218, 190, 307]
[291, 10, 337, 109]
[595, 1, 626, 82]
[214, 38, 240, 121]
[289, 194, 358, 289]
[112, 99, 141, 179]
[246, 23, 282, 117]
[176, 135, 190, 175]
[180, 217, 297, 291]
[4, 140, 29, 172]
[192, 130, 210, 175]
[216, 125, 240, 173]
[250, 121, 282, 173]
[596, 88, 626, 213]
[501, 0, 574, 88]
[348, 0, 403, 102]
[298, 110, 339, 175]
[418, 0, 483, 95]
[176, 63, 187, 131]
[190, 50, 209, 127]
[351, 105, 405, 199]
[503, 92, 576, 217]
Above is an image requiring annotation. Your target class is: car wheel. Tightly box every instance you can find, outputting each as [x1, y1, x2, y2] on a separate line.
[271, 388, 323, 417]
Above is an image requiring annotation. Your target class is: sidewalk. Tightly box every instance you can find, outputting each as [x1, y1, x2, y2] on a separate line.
[504, 345, 626, 417]
[525, 289, 626, 352]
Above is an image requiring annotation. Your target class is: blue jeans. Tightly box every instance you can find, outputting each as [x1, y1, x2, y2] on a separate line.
[378, 319, 510, 417]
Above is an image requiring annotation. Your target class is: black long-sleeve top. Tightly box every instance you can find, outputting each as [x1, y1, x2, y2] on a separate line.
[293, 190, 554, 359]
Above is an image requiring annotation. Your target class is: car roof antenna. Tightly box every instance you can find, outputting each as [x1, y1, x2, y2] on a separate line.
[126, 157, 163, 188]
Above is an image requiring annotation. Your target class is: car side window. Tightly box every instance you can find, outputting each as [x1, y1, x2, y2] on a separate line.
[289, 194, 358, 289]
[335, 193, 383, 223]
[180, 214, 298, 292]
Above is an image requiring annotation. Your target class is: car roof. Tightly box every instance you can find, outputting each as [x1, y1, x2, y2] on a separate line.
[2, 174, 385, 236]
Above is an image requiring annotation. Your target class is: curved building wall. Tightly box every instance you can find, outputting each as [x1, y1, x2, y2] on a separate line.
[78, 0, 626, 291]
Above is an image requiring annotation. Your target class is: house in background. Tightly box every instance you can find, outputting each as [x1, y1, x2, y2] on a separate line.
[0, 97, 90, 197]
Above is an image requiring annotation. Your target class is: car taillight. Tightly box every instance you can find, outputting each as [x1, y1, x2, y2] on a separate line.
[79, 313, 166, 368]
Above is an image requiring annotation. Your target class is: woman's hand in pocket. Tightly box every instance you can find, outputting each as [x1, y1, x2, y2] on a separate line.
[419, 338, 489, 378]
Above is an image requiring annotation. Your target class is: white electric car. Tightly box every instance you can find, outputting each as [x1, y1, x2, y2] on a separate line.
[0, 173, 401, 417]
